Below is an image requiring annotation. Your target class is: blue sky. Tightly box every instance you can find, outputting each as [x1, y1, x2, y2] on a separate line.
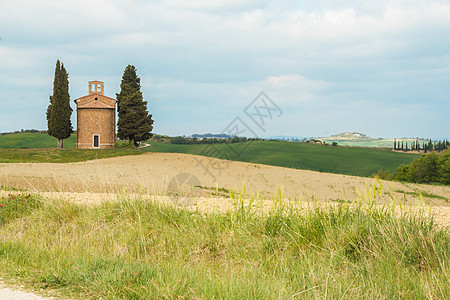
[0, 0, 449, 138]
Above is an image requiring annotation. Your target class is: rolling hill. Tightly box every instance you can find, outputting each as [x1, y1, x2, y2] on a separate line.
[144, 140, 418, 177]
[318, 132, 429, 148]
[0, 132, 419, 177]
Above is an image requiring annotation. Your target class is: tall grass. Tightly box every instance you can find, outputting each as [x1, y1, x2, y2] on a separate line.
[0, 191, 448, 299]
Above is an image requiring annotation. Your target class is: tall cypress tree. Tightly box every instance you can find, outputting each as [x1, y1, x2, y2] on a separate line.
[117, 65, 154, 147]
[46, 60, 73, 148]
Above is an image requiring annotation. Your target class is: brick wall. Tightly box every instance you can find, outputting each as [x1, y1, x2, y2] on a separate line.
[77, 108, 115, 149]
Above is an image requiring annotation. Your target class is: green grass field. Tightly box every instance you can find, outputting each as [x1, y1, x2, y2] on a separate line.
[0, 133, 419, 176]
[145, 140, 419, 177]
[0, 192, 447, 299]
[0, 148, 146, 163]
[0, 132, 76, 149]
[0, 133, 145, 163]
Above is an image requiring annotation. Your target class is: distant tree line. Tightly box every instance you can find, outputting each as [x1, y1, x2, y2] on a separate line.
[373, 148, 450, 185]
[152, 135, 259, 145]
[393, 139, 449, 153]
[0, 129, 46, 136]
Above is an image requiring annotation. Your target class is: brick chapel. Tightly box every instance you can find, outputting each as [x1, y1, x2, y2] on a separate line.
[74, 81, 117, 149]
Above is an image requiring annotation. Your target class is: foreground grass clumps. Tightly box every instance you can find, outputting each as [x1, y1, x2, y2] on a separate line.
[0, 193, 41, 225]
[0, 194, 448, 299]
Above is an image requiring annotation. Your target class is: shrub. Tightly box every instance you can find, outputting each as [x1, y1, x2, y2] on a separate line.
[393, 149, 449, 185]
[408, 153, 440, 183]
[394, 164, 411, 182]
[439, 149, 450, 184]
[371, 169, 394, 180]
[114, 140, 135, 148]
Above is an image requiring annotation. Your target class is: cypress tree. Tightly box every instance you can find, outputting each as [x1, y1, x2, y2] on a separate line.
[394, 139, 397, 150]
[46, 60, 73, 148]
[117, 65, 154, 147]
[428, 139, 433, 151]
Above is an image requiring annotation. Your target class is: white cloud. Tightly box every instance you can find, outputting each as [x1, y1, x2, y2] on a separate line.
[0, 0, 449, 137]
[265, 74, 328, 90]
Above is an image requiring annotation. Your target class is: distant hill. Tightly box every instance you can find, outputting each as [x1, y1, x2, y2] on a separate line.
[328, 132, 370, 139]
[319, 132, 428, 148]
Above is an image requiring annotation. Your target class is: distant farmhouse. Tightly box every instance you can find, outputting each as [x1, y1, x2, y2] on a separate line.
[74, 81, 117, 149]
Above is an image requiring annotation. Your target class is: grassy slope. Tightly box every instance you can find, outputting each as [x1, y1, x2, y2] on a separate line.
[0, 148, 146, 163]
[0, 133, 145, 163]
[145, 141, 419, 177]
[0, 193, 448, 299]
[0, 133, 418, 176]
[0, 132, 77, 149]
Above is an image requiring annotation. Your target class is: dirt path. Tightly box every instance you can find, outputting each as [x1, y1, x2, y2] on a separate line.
[0, 288, 50, 299]
[0, 283, 57, 300]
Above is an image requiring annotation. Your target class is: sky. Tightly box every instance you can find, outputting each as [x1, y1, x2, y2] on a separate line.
[0, 0, 449, 139]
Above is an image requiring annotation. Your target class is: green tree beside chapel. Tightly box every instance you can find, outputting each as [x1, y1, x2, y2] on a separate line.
[117, 65, 154, 147]
[46, 60, 73, 148]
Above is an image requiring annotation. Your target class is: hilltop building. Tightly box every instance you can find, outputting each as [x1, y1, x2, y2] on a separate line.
[74, 81, 117, 149]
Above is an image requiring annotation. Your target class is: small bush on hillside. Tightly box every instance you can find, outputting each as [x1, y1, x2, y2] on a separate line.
[114, 140, 135, 148]
[371, 169, 395, 180]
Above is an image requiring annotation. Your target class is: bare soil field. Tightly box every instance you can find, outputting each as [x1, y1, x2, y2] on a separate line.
[1, 152, 449, 224]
